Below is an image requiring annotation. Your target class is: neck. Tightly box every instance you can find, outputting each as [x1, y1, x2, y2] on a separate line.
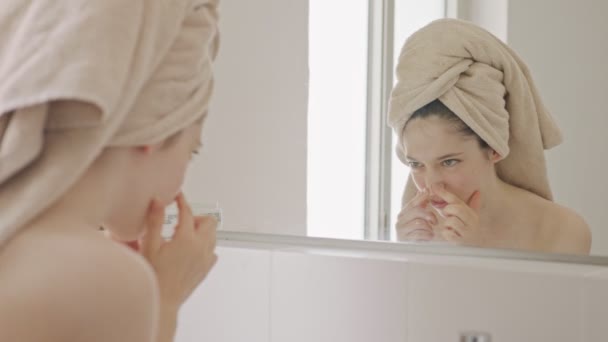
[478, 173, 517, 236]
[29, 148, 128, 235]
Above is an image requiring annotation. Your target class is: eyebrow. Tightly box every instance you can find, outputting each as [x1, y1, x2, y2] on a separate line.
[405, 152, 464, 161]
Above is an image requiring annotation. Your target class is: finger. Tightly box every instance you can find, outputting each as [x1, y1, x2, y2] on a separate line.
[193, 216, 205, 229]
[398, 192, 426, 220]
[430, 184, 464, 205]
[426, 210, 438, 225]
[205, 253, 219, 278]
[467, 191, 482, 213]
[397, 218, 433, 237]
[210, 253, 218, 268]
[194, 214, 218, 229]
[443, 216, 466, 236]
[196, 215, 218, 246]
[104, 229, 140, 251]
[396, 211, 436, 230]
[409, 218, 432, 229]
[140, 198, 165, 257]
[124, 240, 140, 251]
[398, 208, 437, 226]
[441, 228, 461, 241]
[175, 193, 195, 237]
[404, 189, 430, 210]
[396, 217, 429, 230]
[403, 229, 433, 241]
[441, 204, 474, 223]
[397, 222, 433, 241]
[195, 215, 218, 232]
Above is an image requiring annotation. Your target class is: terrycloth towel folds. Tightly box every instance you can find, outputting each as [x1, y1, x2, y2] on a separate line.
[0, 0, 219, 246]
[388, 18, 562, 206]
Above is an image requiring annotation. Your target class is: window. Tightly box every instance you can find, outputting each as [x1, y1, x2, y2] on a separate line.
[389, 0, 447, 240]
[307, 0, 369, 239]
[308, 0, 446, 240]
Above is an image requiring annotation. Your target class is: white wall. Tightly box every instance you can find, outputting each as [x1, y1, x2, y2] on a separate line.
[506, 0, 608, 255]
[176, 238, 608, 342]
[183, 0, 308, 235]
[455, 0, 508, 41]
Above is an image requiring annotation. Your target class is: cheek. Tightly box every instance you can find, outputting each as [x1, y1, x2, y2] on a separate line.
[443, 168, 481, 201]
[410, 169, 476, 192]
[410, 168, 480, 200]
[411, 172, 426, 191]
[165, 165, 189, 202]
[157, 157, 191, 205]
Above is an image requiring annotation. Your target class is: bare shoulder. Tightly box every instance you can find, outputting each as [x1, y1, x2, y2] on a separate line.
[0, 230, 159, 342]
[538, 201, 592, 255]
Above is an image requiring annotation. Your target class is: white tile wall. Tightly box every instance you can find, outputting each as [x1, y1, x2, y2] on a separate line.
[582, 269, 608, 342]
[176, 246, 272, 342]
[175, 242, 608, 342]
[406, 262, 585, 342]
[270, 251, 409, 342]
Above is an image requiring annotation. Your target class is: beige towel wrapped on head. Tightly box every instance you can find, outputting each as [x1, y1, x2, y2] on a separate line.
[388, 18, 563, 207]
[0, 0, 219, 246]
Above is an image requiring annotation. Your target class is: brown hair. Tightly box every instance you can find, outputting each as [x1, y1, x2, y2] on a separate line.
[405, 99, 489, 149]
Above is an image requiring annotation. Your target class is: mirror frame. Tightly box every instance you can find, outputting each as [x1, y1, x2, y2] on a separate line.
[219, 231, 608, 266]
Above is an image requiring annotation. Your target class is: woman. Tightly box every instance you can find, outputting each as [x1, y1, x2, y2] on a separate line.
[0, 0, 220, 341]
[389, 19, 591, 254]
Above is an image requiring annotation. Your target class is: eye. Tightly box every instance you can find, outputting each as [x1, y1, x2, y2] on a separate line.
[441, 159, 460, 167]
[191, 142, 203, 157]
[407, 161, 423, 169]
[190, 149, 201, 160]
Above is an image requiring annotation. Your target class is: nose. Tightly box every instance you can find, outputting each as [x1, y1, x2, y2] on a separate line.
[424, 168, 444, 190]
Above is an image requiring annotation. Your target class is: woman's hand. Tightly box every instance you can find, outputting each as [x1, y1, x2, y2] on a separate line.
[395, 189, 438, 241]
[103, 193, 217, 342]
[140, 192, 218, 309]
[430, 184, 483, 246]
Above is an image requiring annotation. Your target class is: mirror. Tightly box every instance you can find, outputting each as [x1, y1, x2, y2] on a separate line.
[182, 0, 608, 259]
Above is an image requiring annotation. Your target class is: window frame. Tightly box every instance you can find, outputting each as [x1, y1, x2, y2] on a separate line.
[364, 0, 452, 240]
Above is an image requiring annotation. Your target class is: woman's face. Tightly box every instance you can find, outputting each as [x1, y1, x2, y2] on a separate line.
[402, 116, 498, 207]
[105, 122, 203, 241]
[149, 122, 204, 206]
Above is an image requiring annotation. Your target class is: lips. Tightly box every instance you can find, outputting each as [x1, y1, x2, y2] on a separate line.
[430, 199, 447, 209]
